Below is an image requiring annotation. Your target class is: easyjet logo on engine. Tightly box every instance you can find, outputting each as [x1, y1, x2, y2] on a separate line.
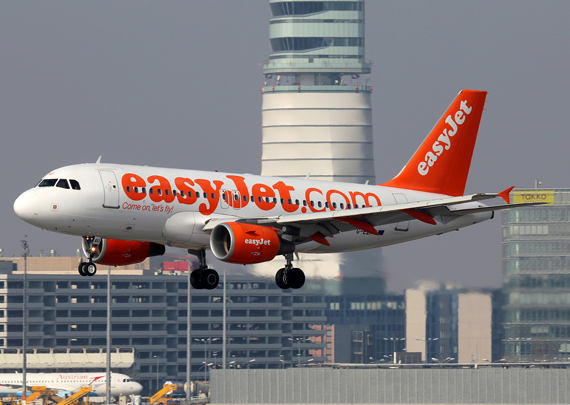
[418, 100, 473, 176]
[245, 238, 271, 246]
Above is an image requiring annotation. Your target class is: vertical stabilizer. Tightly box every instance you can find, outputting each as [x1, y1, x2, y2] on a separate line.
[381, 89, 487, 196]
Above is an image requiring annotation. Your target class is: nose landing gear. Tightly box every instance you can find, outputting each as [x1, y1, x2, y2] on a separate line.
[188, 249, 219, 290]
[78, 261, 97, 277]
[78, 236, 100, 277]
[275, 254, 305, 289]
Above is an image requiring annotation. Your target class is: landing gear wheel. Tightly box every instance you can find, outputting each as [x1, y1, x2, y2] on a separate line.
[78, 262, 87, 276]
[202, 269, 220, 290]
[275, 268, 289, 289]
[190, 270, 204, 289]
[288, 268, 305, 289]
[274, 253, 304, 289]
[84, 262, 97, 277]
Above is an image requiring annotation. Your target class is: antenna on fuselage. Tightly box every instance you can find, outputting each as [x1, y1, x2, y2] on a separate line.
[96, 156, 102, 164]
[305, 173, 311, 180]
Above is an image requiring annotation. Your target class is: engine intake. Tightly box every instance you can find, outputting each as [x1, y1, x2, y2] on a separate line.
[210, 222, 294, 265]
[82, 238, 165, 266]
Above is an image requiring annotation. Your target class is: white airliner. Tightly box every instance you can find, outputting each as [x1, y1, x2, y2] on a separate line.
[0, 372, 143, 396]
[14, 90, 535, 289]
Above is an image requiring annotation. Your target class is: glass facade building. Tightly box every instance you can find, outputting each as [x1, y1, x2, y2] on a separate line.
[325, 292, 406, 363]
[502, 189, 570, 361]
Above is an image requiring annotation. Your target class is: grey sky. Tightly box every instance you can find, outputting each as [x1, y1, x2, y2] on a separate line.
[1, 1, 569, 292]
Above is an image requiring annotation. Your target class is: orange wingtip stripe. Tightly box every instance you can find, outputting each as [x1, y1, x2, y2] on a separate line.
[310, 232, 330, 246]
[336, 218, 379, 235]
[498, 186, 515, 204]
[401, 209, 437, 225]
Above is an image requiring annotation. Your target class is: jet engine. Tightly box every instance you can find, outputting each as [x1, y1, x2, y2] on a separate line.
[210, 222, 294, 265]
[82, 238, 165, 266]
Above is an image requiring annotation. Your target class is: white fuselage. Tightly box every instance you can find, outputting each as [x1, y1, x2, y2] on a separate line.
[0, 372, 142, 396]
[14, 163, 493, 256]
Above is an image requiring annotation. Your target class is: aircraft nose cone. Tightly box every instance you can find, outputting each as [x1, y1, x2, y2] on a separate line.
[14, 191, 40, 223]
[133, 382, 143, 394]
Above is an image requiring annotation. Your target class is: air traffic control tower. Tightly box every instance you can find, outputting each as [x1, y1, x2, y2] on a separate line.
[261, 0, 375, 184]
[258, 1, 384, 289]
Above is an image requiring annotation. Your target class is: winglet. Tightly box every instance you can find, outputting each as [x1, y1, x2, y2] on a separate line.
[96, 156, 102, 164]
[498, 186, 515, 204]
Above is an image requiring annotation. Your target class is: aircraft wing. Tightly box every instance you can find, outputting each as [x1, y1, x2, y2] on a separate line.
[204, 190, 543, 243]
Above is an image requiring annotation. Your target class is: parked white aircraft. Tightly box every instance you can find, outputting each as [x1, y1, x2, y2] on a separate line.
[0, 372, 142, 396]
[14, 90, 534, 289]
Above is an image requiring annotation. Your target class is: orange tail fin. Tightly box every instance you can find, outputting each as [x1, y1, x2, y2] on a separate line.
[381, 89, 487, 196]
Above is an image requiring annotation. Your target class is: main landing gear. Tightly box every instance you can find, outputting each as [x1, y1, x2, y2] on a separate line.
[78, 236, 100, 277]
[275, 254, 305, 289]
[188, 249, 219, 290]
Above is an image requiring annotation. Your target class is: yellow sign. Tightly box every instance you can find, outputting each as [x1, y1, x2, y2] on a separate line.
[513, 190, 555, 205]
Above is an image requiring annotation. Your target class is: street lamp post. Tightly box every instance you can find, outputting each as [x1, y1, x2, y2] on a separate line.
[20, 240, 29, 405]
[194, 337, 220, 379]
[383, 337, 405, 364]
[186, 260, 191, 402]
[153, 355, 160, 391]
[416, 338, 439, 363]
[507, 337, 531, 362]
[289, 337, 309, 367]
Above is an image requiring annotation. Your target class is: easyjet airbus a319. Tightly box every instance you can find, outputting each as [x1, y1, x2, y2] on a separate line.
[14, 90, 532, 289]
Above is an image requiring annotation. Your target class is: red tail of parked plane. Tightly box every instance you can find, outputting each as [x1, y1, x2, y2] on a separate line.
[382, 90, 487, 196]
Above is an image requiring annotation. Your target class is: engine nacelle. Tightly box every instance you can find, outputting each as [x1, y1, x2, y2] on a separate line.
[210, 222, 294, 265]
[82, 238, 165, 266]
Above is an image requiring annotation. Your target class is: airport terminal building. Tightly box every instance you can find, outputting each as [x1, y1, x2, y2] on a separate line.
[0, 259, 330, 394]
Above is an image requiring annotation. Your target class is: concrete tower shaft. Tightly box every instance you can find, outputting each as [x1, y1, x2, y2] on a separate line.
[261, 90, 374, 183]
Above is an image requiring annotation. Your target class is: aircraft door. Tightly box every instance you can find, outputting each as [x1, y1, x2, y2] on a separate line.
[393, 193, 409, 231]
[99, 171, 120, 209]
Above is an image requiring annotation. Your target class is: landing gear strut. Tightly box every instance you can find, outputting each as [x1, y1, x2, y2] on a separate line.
[275, 254, 305, 289]
[188, 249, 219, 290]
[78, 236, 100, 277]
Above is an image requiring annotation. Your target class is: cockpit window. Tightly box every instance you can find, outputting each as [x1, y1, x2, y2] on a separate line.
[38, 179, 57, 187]
[56, 179, 70, 189]
[69, 180, 81, 190]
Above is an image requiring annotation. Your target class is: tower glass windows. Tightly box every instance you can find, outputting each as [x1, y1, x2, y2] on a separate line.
[270, 1, 363, 17]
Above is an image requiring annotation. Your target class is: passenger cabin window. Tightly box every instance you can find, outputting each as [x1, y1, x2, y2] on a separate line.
[38, 179, 57, 187]
[69, 179, 81, 190]
[56, 179, 70, 189]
